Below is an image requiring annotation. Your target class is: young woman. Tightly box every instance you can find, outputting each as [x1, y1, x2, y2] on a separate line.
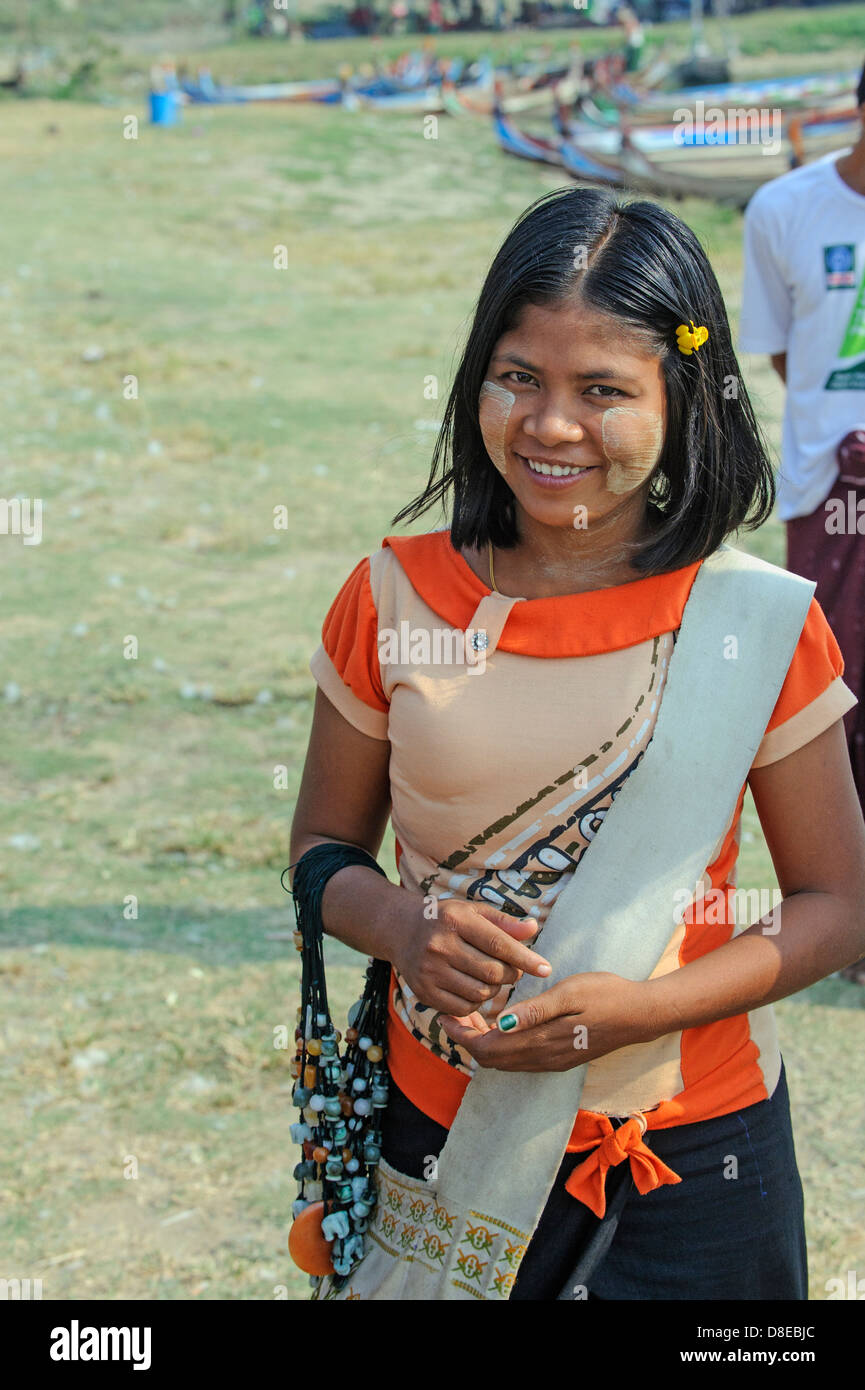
[290, 186, 865, 1300]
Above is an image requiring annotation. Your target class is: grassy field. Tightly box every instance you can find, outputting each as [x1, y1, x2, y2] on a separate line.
[0, 4, 863, 1302]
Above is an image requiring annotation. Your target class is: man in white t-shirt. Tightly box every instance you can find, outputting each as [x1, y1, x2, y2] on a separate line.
[739, 59, 865, 983]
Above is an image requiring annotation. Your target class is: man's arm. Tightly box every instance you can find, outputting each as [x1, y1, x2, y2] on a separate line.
[739, 193, 792, 368]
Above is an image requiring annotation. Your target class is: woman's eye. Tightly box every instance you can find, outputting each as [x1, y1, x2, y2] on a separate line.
[502, 371, 536, 386]
[587, 384, 624, 397]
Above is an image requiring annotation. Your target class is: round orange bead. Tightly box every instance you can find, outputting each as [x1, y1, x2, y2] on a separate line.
[342, 1148, 352, 1163]
[303, 1064, 318, 1090]
[288, 1201, 335, 1276]
[312, 1146, 328, 1164]
[339, 1095, 353, 1117]
[345, 1027, 359, 1044]
[307, 1038, 322, 1056]
[366, 1045, 383, 1063]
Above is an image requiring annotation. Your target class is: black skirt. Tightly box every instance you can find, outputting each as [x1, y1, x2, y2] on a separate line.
[379, 1058, 809, 1300]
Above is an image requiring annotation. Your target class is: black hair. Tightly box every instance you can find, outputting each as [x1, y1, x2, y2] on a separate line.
[392, 185, 776, 578]
[858, 54, 865, 108]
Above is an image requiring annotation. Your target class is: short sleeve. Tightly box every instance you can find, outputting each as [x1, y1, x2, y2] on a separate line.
[309, 556, 390, 740]
[737, 192, 793, 356]
[749, 597, 857, 770]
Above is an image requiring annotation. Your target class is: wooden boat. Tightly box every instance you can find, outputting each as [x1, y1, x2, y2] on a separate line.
[443, 59, 582, 118]
[600, 68, 860, 127]
[180, 76, 342, 104]
[564, 129, 766, 209]
[345, 57, 495, 113]
[343, 81, 446, 112]
[787, 105, 861, 165]
[179, 50, 584, 117]
[179, 49, 446, 106]
[180, 74, 440, 105]
[492, 105, 566, 169]
[574, 85, 856, 133]
[494, 102, 764, 209]
[556, 98, 859, 187]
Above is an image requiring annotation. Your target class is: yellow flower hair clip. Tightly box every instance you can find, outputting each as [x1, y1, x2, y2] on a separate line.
[676, 320, 709, 355]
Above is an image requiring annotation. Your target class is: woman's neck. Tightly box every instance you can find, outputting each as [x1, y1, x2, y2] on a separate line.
[466, 506, 653, 599]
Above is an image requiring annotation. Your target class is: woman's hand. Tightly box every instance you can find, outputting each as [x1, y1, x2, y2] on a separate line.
[391, 898, 552, 1017]
[438, 971, 656, 1071]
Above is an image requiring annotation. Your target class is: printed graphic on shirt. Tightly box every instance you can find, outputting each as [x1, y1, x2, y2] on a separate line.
[825, 265, 865, 391]
[393, 633, 672, 1075]
[824, 244, 856, 290]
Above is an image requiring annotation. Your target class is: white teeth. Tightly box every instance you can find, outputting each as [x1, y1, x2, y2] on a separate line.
[525, 457, 587, 478]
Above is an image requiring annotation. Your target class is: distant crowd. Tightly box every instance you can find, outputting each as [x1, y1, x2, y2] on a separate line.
[225, 0, 667, 42]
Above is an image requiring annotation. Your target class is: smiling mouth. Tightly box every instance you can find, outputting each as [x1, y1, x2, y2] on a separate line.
[516, 452, 596, 480]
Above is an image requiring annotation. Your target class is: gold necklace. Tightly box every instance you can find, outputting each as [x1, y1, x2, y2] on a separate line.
[487, 538, 499, 594]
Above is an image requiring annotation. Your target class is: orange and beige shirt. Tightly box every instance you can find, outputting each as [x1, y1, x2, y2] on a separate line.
[309, 529, 856, 1214]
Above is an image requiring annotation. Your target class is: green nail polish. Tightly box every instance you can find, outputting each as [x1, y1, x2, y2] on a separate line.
[498, 1013, 518, 1032]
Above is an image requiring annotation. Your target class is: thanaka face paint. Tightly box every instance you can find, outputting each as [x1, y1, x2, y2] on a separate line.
[600, 406, 664, 495]
[479, 380, 515, 477]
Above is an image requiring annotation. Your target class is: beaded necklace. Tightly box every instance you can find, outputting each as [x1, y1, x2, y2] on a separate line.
[281, 843, 391, 1290]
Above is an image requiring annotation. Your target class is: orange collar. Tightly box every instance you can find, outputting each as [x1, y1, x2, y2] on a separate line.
[382, 531, 704, 659]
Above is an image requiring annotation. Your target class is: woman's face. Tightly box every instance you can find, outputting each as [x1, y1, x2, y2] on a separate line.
[478, 299, 667, 534]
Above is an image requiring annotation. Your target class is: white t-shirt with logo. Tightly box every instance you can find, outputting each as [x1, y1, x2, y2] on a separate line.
[738, 148, 865, 521]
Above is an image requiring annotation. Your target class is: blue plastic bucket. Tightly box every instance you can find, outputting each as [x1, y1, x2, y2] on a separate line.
[149, 90, 180, 125]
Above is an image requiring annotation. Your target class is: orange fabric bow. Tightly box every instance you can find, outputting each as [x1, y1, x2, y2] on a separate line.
[564, 1115, 682, 1218]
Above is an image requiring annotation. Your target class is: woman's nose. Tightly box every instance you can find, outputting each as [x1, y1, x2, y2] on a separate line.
[522, 400, 585, 445]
